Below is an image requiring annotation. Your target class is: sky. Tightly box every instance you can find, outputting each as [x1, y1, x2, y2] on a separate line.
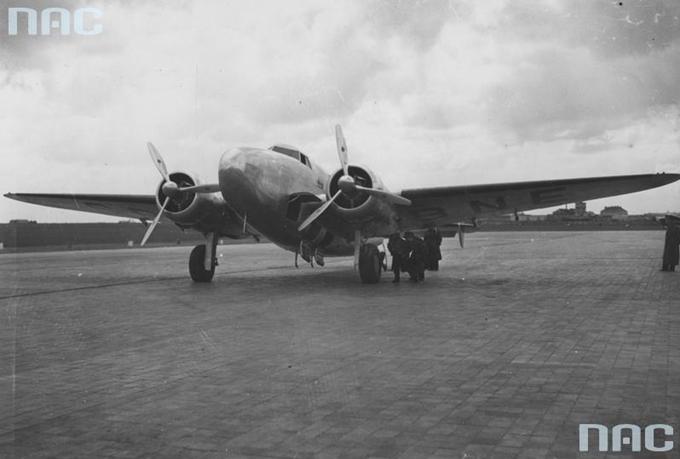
[1, 0, 679, 222]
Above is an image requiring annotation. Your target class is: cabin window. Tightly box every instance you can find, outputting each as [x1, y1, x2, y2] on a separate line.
[269, 145, 311, 168]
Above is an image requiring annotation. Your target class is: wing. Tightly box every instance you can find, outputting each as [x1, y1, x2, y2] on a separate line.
[4, 193, 161, 221]
[396, 172, 680, 230]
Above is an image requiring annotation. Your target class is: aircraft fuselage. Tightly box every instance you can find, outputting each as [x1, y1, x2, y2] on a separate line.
[219, 147, 354, 256]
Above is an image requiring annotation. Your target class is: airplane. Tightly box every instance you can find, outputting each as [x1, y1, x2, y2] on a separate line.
[5, 125, 680, 283]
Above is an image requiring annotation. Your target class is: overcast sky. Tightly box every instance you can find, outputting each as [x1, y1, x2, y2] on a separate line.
[1, 0, 679, 222]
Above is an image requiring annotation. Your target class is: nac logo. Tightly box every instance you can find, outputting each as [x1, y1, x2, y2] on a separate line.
[7, 7, 103, 36]
[579, 424, 674, 453]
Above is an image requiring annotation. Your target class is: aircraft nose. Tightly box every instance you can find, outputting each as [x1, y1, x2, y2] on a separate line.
[219, 147, 251, 200]
[218, 147, 273, 213]
[219, 147, 247, 178]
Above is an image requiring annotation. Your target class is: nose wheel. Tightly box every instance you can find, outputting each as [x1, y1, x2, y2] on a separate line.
[189, 243, 216, 282]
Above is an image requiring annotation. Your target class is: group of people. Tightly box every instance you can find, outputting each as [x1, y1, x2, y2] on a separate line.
[383, 218, 680, 281]
[383, 218, 680, 279]
[387, 228, 442, 283]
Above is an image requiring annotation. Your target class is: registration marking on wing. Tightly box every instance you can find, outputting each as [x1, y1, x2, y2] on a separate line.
[410, 207, 447, 220]
[530, 187, 566, 206]
[469, 196, 507, 213]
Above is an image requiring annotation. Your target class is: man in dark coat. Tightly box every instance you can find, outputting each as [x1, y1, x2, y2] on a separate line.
[404, 232, 426, 282]
[423, 227, 443, 271]
[661, 216, 680, 272]
[387, 233, 409, 283]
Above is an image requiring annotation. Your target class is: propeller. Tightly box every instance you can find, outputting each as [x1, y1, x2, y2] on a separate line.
[352, 186, 411, 206]
[140, 142, 220, 246]
[147, 142, 221, 196]
[297, 125, 411, 232]
[176, 183, 221, 193]
[297, 190, 342, 232]
[336, 125, 349, 176]
[141, 197, 169, 246]
[458, 224, 465, 248]
[147, 142, 170, 182]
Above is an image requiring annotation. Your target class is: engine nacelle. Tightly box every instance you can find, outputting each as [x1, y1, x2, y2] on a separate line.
[155, 172, 219, 226]
[326, 165, 389, 224]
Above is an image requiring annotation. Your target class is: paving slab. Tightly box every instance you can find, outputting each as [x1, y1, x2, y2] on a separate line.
[0, 231, 678, 458]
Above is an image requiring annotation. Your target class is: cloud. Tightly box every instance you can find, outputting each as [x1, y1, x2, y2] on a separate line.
[484, 42, 680, 141]
[497, 0, 680, 57]
[1, 0, 679, 222]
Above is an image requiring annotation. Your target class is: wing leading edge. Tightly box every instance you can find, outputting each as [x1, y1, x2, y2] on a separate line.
[397, 172, 680, 230]
[4, 193, 161, 221]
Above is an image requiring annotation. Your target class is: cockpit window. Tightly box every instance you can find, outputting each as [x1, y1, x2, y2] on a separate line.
[268, 144, 311, 168]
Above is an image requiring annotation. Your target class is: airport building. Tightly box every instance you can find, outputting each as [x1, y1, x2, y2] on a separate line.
[0, 220, 204, 250]
[600, 205, 629, 220]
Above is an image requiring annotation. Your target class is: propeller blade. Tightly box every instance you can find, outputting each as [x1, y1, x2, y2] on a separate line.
[140, 197, 169, 246]
[353, 230, 361, 271]
[335, 125, 349, 176]
[298, 190, 342, 231]
[177, 183, 221, 194]
[458, 224, 465, 248]
[147, 142, 170, 182]
[354, 185, 412, 206]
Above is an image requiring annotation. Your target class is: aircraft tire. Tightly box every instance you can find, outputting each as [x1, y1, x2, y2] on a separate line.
[189, 244, 215, 282]
[359, 244, 382, 284]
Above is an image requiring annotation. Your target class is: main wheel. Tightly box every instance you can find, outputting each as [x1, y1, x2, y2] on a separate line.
[359, 244, 382, 284]
[189, 244, 215, 282]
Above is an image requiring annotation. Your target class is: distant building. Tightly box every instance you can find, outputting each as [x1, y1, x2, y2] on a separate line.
[516, 213, 546, 222]
[600, 206, 628, 220]
[0, 221, 204, 249]
[480, 213, 515, 224]
[575, 201, 586, 217]
[9, 219, 37, 224]
[548, 202, 594, 221]
[551, 208, 575, 218]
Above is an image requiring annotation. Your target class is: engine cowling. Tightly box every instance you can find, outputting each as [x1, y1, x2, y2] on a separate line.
[155, 172, 217, 225]
[326, 165, 389, 224]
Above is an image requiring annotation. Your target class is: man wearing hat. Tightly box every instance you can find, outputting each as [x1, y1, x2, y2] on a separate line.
[387, 233, 409, 283]
[404, 231, 426, 282]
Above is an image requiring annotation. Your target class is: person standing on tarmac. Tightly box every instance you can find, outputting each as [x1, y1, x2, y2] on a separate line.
[661, 216, 680, 272]
[404, 232, 426, 282]
[423, 227, 443, 271]
[387, 233, 408, 283]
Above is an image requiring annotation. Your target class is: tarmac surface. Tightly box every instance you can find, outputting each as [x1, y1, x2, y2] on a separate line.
[1, 231, 679, 458]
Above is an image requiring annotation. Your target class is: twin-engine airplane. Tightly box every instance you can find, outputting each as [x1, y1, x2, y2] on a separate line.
[6, 125, 680, 283]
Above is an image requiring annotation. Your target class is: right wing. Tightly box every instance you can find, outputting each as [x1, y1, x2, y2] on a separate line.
[5, 192, 253, 239]
[4, 193, 162, 221]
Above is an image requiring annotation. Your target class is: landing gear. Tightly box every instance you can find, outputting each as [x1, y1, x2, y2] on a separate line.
[189, 232, 217, 282]
[189, 244, 215, 282]
[359, 243, 382, 284]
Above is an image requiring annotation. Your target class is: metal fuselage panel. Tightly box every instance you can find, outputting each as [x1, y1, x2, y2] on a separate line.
[219, 147, 354, 255]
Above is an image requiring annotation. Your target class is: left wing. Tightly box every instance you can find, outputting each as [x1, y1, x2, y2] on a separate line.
[396, 172, 680, 231]
[4, 193, 161, 221]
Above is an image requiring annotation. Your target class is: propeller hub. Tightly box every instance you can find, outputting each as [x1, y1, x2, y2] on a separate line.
[161, 180, 179, 198]
[337, 175, 356, 194]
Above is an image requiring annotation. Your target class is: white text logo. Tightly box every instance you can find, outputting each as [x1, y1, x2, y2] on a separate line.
[7, 7, 103, 36]
[579, 424, 674, 452]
